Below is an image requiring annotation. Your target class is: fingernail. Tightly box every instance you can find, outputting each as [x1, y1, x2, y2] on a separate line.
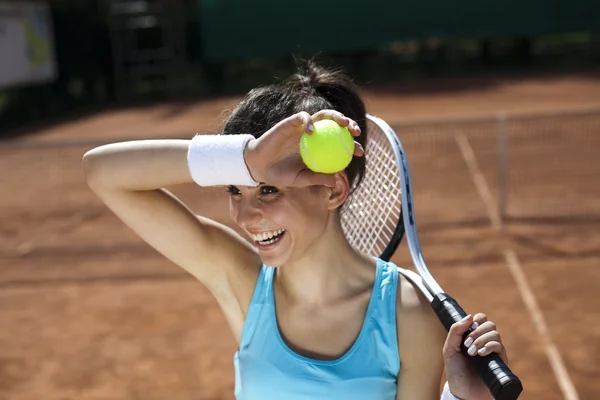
[467, 345, 477, 356]
[308, 123, 314, 132]
[478, 346, 487, 356]
[358, 143, 364, 151]
[470, 322, 479, 330]
[464, 337, 473, 348]
[460, 314, 471, 323]
[355, 124, 361, 132]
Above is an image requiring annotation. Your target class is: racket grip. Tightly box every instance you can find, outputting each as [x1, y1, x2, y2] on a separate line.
[431, 293, 523, 400]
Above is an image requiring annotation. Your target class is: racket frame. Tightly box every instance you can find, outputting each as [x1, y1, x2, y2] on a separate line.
[363, 114, 523, 400]
[366, 114, 443, 294]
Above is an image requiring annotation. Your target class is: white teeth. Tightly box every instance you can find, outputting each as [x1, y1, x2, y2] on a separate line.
[252, 229, 285, 243]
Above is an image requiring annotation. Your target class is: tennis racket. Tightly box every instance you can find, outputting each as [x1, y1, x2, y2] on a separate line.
[340, 114, 523, 400]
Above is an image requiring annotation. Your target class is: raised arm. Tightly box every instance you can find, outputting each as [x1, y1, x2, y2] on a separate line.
[82, 139, 260, 298]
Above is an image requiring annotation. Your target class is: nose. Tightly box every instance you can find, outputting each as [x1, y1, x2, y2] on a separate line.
[232, 197, 263, 228]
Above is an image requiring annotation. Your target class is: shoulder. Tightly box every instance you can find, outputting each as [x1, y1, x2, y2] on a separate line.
[394, 269, 446, 400]
[394, 267, 433, 320]
[395, 268, 447, 366]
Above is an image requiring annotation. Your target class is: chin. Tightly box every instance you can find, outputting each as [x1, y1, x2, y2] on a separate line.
[257, 231, 304, 268]
[259, 253, 286, 268]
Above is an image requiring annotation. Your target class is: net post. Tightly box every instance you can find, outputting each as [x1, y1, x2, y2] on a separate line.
[497, 113, 508, 223]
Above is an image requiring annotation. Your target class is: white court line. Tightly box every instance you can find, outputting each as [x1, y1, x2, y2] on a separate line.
[454, 133, 580, 400]
[454, 134, 502, 229]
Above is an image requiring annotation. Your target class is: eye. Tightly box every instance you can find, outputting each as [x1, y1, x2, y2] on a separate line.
[260, 185, 279, 195]
[226, 185, 241, 195]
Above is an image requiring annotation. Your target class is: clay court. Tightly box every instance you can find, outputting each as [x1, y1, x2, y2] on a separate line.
[1, 72, 599, 399]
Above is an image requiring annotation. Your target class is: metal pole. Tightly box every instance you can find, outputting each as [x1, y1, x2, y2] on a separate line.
[497, 113, 508, 222]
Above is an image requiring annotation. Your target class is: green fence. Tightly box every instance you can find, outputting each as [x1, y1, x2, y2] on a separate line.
[198, 0, 600, 61]
[1, 0, 600, 135]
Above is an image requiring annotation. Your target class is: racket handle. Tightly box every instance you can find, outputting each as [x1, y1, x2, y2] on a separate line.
[431, 293, 523, 400]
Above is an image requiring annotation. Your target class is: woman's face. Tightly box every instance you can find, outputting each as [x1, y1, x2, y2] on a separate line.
[228, 178, 347, 267]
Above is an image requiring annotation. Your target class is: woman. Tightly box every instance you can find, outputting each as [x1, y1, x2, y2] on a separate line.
[83, 62, 508, 399]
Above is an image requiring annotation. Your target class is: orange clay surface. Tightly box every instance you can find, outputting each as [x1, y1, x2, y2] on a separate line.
[1, 71, 599, 399]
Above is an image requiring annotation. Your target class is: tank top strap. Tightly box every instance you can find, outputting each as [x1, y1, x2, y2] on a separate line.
[374, 258, 399, 323]
[239, 264, 275, 349]
[368, 258, 400, 373]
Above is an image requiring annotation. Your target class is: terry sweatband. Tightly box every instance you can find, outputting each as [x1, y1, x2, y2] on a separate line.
[187, 134, 260, 187]
[441, 382, 463, 400]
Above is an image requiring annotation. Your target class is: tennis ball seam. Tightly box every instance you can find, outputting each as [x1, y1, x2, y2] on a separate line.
[336, 125, 353, 157]
[300, 134, 322, 173]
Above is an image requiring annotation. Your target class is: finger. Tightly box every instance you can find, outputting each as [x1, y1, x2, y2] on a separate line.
[311, 110, 362, 137]
[465, 312, 486, 332]
[442, 314, 473, 358]
[473, 312, 488, 328]
[331, 113, 350, 127]
[474, 330, 502, 349]
[463, 320, 497, 349]
[466, 330, 502, 356]
[285, 112, 313, 134]
[347, 120, 361, 137]
[340, 117, 361, 137]
[293, 169, 337, 188]
[475, 341, 506, 362]
[312, 110, 352, 129]
[353, 141, 365, 157]
[473, 340, 508, 364]
[312, 109, 348, 125]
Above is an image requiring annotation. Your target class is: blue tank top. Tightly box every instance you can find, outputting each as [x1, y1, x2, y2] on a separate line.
[233, 257, 400, 400]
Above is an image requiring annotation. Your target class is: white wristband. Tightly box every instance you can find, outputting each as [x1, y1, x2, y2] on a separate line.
[187, 134, 260, 187]
[441, 382, 462, 400]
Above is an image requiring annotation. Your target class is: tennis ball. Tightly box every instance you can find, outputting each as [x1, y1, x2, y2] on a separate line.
[299, 119, 354, 174]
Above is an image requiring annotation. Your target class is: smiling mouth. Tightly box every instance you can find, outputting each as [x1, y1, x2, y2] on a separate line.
[252, 229, 286, 246]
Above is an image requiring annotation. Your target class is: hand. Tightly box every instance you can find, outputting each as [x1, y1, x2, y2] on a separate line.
[443, 313, 508, 400]
[244, 110, 363, 188]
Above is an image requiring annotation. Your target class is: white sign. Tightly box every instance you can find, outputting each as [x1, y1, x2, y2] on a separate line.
[0, 2, 56, 88]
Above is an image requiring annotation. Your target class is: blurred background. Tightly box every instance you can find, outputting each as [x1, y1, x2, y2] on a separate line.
[0, 1, 599, 399]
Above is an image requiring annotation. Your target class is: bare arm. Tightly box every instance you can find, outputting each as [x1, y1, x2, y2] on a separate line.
[82, 111, 362, 340]
[83, 140, 193, 190]
[395, 275, 447, 400]
[82, 140, 260, 329]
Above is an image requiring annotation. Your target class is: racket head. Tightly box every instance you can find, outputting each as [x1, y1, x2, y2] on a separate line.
[341, 114, 405, 261]
[342, 115, 523, 399]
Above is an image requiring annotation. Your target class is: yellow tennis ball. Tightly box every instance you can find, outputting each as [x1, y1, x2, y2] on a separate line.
[299, 120, 354, 174]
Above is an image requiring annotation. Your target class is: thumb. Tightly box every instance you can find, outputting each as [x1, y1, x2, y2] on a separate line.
[443, 314, 473, 358]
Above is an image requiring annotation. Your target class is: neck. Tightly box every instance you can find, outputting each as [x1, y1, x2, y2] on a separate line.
[274, 213, 377, 305]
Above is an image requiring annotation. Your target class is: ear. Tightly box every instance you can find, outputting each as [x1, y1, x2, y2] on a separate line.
[325, 172, 350, 211]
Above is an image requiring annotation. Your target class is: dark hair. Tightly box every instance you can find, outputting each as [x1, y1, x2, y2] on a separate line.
[223, 61, 367, 195]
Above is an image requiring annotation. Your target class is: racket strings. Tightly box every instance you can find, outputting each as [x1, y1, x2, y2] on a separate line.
[341, 122, 402, 257]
